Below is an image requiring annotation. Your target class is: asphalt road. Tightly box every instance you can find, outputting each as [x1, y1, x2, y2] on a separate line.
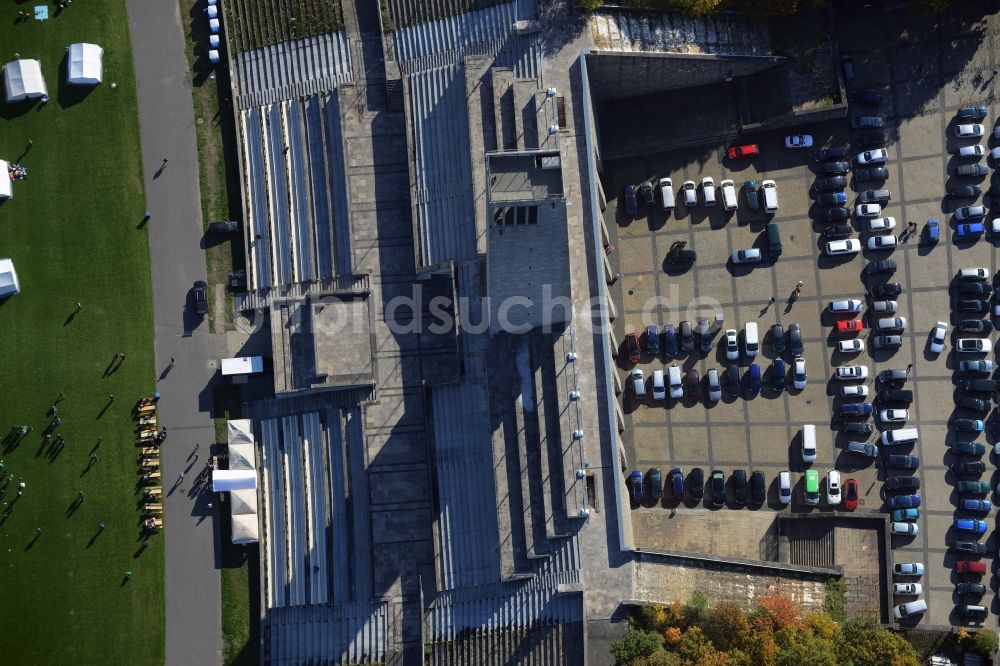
[125, 0, 229, 663]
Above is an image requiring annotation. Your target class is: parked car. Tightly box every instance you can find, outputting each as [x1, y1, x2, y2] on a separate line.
[958, 397, 989, 412]
[640, 181, 655, 207]
[841, 385, 869, 398]
[835, 320, 864, 334]
[893, 582, 922, 595]
[953, 419, 985, 432]
[957, 299, 989, 313]
[956, 205, 987, 221]
[732, 470, 748, 506]
[955, 123, 985, 137]
[793, 358, 807, 390]
[628, 470, 644, 501]
[623, 185, 639, 217]
[958, 106, 988, 121]
[681, 180, 697, 206]
[707, 368, 722, 402]
[731, 248, 763, 264]
[852, 116, 884, 130]
[208, 219, 240, 233]
[962, 500, 992, 513]
[644, 325, 660, 356]
[878, 368, 908, 384]
[955, 518, 988, 534]
[778, 471, 792, 504]
[855, 203, 881, 218]
[724, 329, 739, 361]
[771, 324, 785, 354]
[651, 370, 666, 400]
[829, 298, 864, 313]
[867, 236, 897, 250]
[886, 455, 919, 469]
[950, 461, 987, 475]
[835, 365, 869, 381]
[957, 338, 992, 353]
[626, 333, 641, 362]
[957, 282, 993, 296]
[958, 359, 993, 374]
[948, 184, 982, 198]
[727, 144, 759, 160]
[844, 478, 859, 510]
[842, 422, 874, 435]
[851, 90, 882, 106]
[892, 508, 919, 521]
[193, 280, 208, 315]
[813, 175, 847, 192]
[813, 147, 847, 162]
[925, 218, 940, 243]
[957, 222, 987, 237]
[826, 239, 861, 255]
[772, 359, 786, 393]
[822, 223, 852, 239]
[679, 321, 694, 352]
[956, 582, 987, 595]
[885, 476, 920, 492]
[887, 494, 921, 508]
[744, 180, 760, 210]
[854, 166, 889, 182]
[956, 481, 991, 495]
[867, 217, 896, 233]
[815, 192, 848, 206]
[689, 468, 704, 500]
[876, 389, 912, 404]
[785, 134, 814, 148]
[819, 207, 851, 223]
[891, 522, 918, 535]
[950, 442, 986, 456]
[952, 541, 988, 555]
[846, 441, 878, 458]
[750, 471, 766, 504]
[875, 316, 906, 332]
[726, 364, 741, 396]
[859, 188, 891, 204]
[663, 324, 678, 358]
[928, 321, 948, 353]
[669, 466, 684, 497]
[840, 402, 873, 418]
[870, 282, 902, 298]
[955, 561, 988, 574]
[958, 267, 990, 280]
[838, 339, 865, 353]
[855, 131, 886, 148]
[826, 471, 841, 505]
[893, 562, 924, 576]
[880, 408, 909, 422]
[821, 161, 851, 175]
[788, 324, 803, 357]
[748, 364, 761, 394]
[956, 164, 989, 178]
[957, 144, 987, 158]
[686, 369, 702, 399]
[841, 54, 855, 83]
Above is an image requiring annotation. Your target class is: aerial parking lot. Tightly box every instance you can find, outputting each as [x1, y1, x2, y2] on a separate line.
[605, 4, 1000, 630]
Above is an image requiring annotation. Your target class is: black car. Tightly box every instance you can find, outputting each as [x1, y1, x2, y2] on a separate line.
[772, 359, 786, 392]
[647, 468, 663, 499]
[851, 115, 884, 129]
[663, 324, 678, 359]
[855, 131, 886, 148]
[686, 369, 702, 399]
[814, 175, 848, 192]
[745, 180, 760, 210]
[822, 161, 851, 175]
[851, 89, 882, 106]
[813, 147, 847, 162]
[193, 280, 208, 315]
[959, 319, 993, 334]
[886, 455, 920, 469]
[858, 188, 891, 204]
[956, 583, 987, 596]
[956, 164, 989, 178]
[870, 282, 902, 298]
[877, 389, 913, 403]
[885, 476, 920, 491]
[823, 223, 854, 239]
[865, 259, 896, 274]
[726, 364, 742, 395]
[208, 219, 240, 233]
[689, 467, 704, 501]
[819, 207, 851, 223]
[854, 166, 889, 182]
[624, 185, 639, 218]
[958, 397, 989, 412]
[679, 321, 695, 352]
[710, 470, 726, 506]
[957, 299, 989, 313]
[640, 181, 655, 207]
[788, 323, 803, 357]
[771, 324, 785, 353]
[732, 470, 748, 507]
[958, 282, 993, 296]
[951, 461, 987, 475]
[750, 471, 766, 504]
[948, 184, 982, 198]
[953, 541, 988, 555]
[958, 604, 989, 619]
[956, 378, 998, 393]
[842, 422, 874, 435]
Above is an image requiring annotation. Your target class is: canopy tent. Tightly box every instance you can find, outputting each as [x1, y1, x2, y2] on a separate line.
[3, 59, 47, 102]
[221, 356, 264, 376]
[212, 468, 257, 492]
[228, 441, 255, 471]
[0, 161, 10, 199]
[227, 419, 254, 446]
[0, 259, 19, 297]
[230, 487, 259, 544]
[66, 43, 103, 86]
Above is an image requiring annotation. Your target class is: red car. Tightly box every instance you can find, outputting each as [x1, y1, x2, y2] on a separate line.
[626, 333, 641, 363]
[835, 320, 864, 334]
[843, 478, 859, 510]
[956, 560, 987, 575]
[727, 144, 759, 160]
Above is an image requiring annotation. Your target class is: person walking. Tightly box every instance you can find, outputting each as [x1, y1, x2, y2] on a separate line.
[167, 357, 176, 369]
[108, 394, 116, 402]
[98, 522, 105, 531]
[89, 453, 97, 463]
[75, 302, 83, 312]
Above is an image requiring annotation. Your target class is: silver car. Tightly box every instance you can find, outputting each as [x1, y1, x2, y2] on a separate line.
[707, 368, 722, 402]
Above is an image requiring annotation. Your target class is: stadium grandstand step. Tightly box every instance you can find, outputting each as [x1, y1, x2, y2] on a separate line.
[529, 335, 570, 540]
[263, 602, 388, 665]
[491, 68, 516, 151]
[234, 274, 369, 312]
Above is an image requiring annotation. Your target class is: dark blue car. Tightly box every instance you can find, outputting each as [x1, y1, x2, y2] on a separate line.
[812, 147, 846, 162]
[669, 466, 684, 498]
[662, 324, 678, 359]
[839, 402, 873, 418]
[772, 359, 786, 392]
[645, 325, 659, 357]
[629, 470, 644, 501]
[887, 494, 921, 508]
[624, 185, 639, 218]
[748, 364, 761, 394]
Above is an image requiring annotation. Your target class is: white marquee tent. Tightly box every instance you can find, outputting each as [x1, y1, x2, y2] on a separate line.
[212, 468, 257, 492]
[227, 419, 255, 469]
[0, 259, 19, 297]
[66, 43, 103, 86]
[3, 59, 47, 102]
[221, 419, 259, 543]
[229, 487, 259, 544]
[0, 160, 10, 199]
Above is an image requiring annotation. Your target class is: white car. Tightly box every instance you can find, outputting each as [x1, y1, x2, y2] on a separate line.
[829, 299, 864, 313]
[958, 144, 986, 158]
[857, 148, 888, 164]
[957, 338, 993, 353]
[651, 369, 666, 400]
[785, 134, 814, 148]
[893, 562, 925, 576]
[731, 248, 762, 264]
[658, 177, 673, 207]
[707, 368, 722, 402]
[827, 471, 841, 505]
[668, 365, 684, 399]
[855, 203, 881, 218]
[891, 522, 919, 535]
[876, 316, 906, 331]
[992, 219, 1000, 237]
[841, 385, 869, 397]
[955, 205, 986, 221]
[871, 300, 898, 313]
[836, 365, 869, 381]
[725, 329, 739, 361]
[867, 235, 897, 250]
[992, 146, 1000, 161]
[838, 339, 865, 353]
[880, 409, 909, 423]
[955, 123, 985, 138]
[959, 267, 990, 280]
[701, 176, 716, 205]
[893, 583, 923, 595]
[929, 321, 947, 354]
[778, 471, 792, 504]
[793, 358, 807, 389]
[825, 239, 861, 255]
[867, 216, 896, 233]
[631, 369, 645, 395]
[682, 180, 697, 206]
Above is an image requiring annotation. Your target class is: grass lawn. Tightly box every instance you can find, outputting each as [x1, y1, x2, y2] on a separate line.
[0, 3, 162, 664]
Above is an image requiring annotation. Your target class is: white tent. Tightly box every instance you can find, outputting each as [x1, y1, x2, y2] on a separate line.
[0, 259, 19, 297]
[0, 161, 10, 199]
[66, 43, 103, 86]
[212, 468, 257, 492]
[227, 419, 254, 447]
[230, 487, 259, 544]
[228, 441, 255, 471]
[3, 59, 47, 102]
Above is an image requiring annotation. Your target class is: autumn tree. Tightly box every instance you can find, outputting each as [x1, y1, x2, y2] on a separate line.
[700, 602, 750, 653]
[834, 619, 919, 666]
[610, 628, 663, 663]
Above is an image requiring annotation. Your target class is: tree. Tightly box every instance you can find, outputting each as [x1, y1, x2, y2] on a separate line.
[684, 591, 710, 627]
[675, 627, 718, 663]
[968, 630, 998, 657]
[774, 626, 838, 666]
[701, 602, 750, 653]
[834, 619, 919, 666]
[634, 649, 682, 666]
[610, 628, 663, 664]
[756, 595, 801, 631]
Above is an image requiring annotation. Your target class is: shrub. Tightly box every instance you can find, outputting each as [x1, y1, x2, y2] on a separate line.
[610, 628, 663, 663]
[970, 630, 998, 657]
[822, 578, 847, 623]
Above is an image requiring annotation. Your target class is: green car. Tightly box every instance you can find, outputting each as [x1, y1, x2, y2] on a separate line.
[892, 508, 919, 521]
[956, 480, 991, 495]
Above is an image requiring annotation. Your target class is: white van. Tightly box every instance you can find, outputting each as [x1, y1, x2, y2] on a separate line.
[801, 424, 817, 462]
[744, 322, 759, 358]
[721, 179, 738, 211]
[881, 428, 918, 446]
[668, 365, 683, 399]
[651, 369, 665, 400]
[631, 369, 646, 397]
[893, 599, 927, 620]
[761, 179, 778, 213]
[658, 177, 675, 210]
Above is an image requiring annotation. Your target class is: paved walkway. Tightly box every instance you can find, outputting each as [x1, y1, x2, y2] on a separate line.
[125, 0, 229, 663]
